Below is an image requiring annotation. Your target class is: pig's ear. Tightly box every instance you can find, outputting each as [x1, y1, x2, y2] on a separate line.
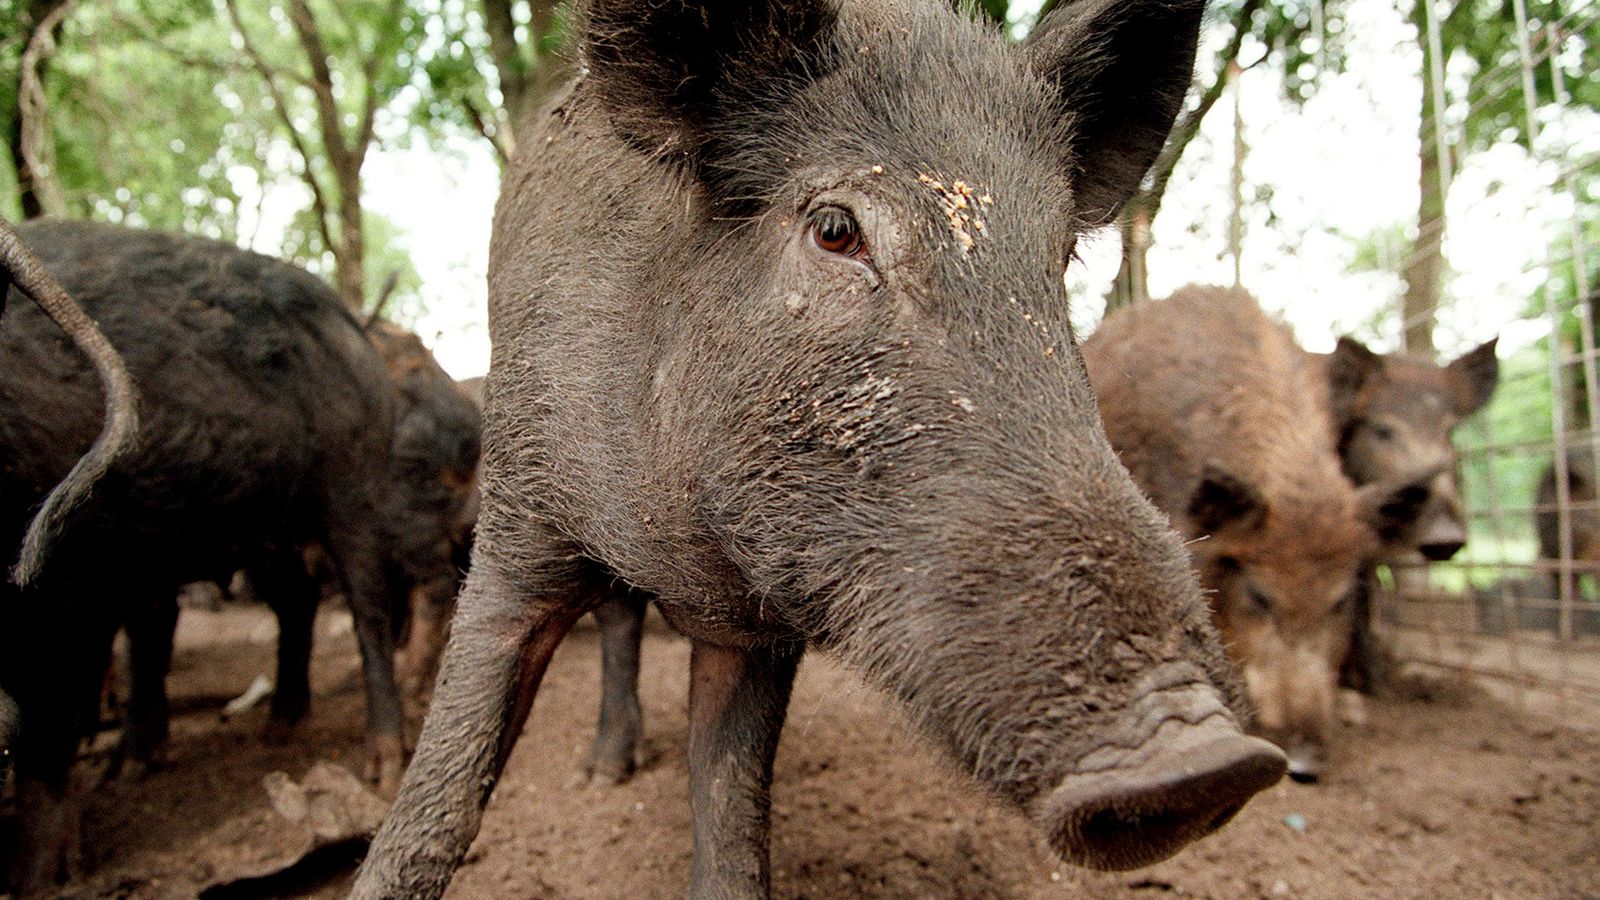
[1359, 478, 1433, 547]
[1188, 463, 1268, 537]
[1444, 337, 1499, 417]
[1327, 336, 1385, 430]
[581, 0, 836, 154]
[1024, 0, 1205, 228]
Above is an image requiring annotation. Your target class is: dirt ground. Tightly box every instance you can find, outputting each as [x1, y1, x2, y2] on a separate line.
[6, 602, 1600, 900]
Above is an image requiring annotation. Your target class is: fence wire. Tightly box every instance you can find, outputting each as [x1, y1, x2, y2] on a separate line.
[1374, 0, 1600, 730]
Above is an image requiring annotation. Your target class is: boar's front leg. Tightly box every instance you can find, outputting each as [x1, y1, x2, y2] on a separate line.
[583, 590, 650, 785]
[687, 638, 803, 899]
[350, 555, 589, 900]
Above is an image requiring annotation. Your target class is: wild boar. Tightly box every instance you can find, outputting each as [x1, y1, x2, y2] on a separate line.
[353, 3, 1286, 897]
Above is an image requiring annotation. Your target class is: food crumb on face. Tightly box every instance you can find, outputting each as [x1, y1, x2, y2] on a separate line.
[917, 174, 990, 256]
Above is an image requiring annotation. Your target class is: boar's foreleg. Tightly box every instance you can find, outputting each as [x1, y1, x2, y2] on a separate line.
[584, 590, 649, 785]
[687, 639, 803, 899]
[326, 526, 407, 794]
[350, 558, 588, 900]
[118, 590, 179, 771]
[256, 549, 320, 741]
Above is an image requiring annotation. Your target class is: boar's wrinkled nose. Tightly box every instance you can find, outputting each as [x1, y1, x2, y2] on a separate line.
[1033, 691, 1285, 871]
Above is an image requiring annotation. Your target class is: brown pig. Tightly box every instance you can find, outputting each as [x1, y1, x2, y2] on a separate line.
[1317, 334, 1498, 691]
[1084, 285, 1421, 782]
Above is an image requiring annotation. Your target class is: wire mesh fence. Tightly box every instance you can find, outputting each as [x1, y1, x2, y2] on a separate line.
[1367, 0, 1600, 729]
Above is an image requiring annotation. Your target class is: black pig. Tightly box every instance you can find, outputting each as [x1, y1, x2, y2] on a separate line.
[0, 218, 139, 585]
[353, 2, 1285, 897]
[0, 220, 404, 893]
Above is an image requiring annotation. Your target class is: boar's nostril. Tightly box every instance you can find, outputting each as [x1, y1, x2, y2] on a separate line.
[1036, 720, 1285, 871]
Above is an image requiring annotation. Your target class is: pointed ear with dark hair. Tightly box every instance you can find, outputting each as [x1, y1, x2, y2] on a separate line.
[1188, 463, 1268, 537]
[1444, 337, 1499, 417]
[581, 0, 837, 156]
[1326, 336, 1385, 429]
[1024, 0, 1206, 227]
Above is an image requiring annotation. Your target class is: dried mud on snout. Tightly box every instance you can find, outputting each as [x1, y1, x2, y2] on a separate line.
[10, 603, 1598, 899]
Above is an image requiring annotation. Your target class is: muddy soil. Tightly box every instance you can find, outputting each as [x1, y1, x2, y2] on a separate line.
[6, 602, 1598, 899]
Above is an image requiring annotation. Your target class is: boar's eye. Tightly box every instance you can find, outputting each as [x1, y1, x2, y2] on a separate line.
[810, 206, 864, 257]
[1367, 421, 1397, 442]
[1246, 588, 1274, 617]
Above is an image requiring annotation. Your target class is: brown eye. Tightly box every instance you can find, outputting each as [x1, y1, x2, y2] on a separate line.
[811, 207, 863, 256]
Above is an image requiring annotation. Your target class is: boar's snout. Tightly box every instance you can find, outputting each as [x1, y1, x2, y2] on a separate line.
[1032, 686, 1285, 870]
[1285, 739, 1326, 784]
[1417, 513, 1467, 561]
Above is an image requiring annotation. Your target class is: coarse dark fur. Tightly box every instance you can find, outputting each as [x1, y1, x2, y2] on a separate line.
[353, 2, 1286, 898]
[366, 322, 482, 695]
[1083, 285, 1423, 782]
[0, 218, 140, 585]
[0, 219, 403, 893]
[109, 320, 482, 773]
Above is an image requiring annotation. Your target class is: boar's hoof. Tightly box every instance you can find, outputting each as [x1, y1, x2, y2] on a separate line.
[364, 734, 407, 796]
[1285, 741, 1325, 784]
[1034, 716, 1285, 870]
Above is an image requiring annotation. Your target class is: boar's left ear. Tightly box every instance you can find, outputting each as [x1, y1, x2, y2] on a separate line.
[1188, 463, 1268, 537]
[1444, 337, 1499, 417]
[1025, 0, 1205, 228]
[1359, 478, 1433, 547]
[1326, 336, 1384, 431]
[581, 0, 836, 157]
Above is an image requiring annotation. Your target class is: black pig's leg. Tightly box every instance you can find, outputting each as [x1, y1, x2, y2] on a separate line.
[584, 590, 649, 785]
[5, 581, 113, 893]
[254, 550, 320, 742]
[324, 521, 407, 793]
[687, 639, 803, 899]
[349, 554, 590, 900]
[120, 588, 179, 770]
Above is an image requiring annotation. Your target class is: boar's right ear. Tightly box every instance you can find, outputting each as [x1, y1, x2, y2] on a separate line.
[1444, 337, 1499, 418]
[1024, 0, 1205, 228]
[1327, 336, 1385, 430]
[1188, 463, 1268, 537]
[581, 0, 836, 155]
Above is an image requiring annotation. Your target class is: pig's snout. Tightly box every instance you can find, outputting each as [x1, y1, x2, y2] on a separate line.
[1417, 494, 1467, 561]
[1418, 511, 1466, 560]
[1032, 685, 1285, 870]
[1285, 739, 1326, 784]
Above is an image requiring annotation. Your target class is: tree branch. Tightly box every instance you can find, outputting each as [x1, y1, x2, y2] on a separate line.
[222, 0, 337, 256]
[285, 0, 351, 177]
[483, 0, 529, 128]
[1136, 0, 1265, 223]
[461, 95, 512, 164]
[17, 0, 76, 218]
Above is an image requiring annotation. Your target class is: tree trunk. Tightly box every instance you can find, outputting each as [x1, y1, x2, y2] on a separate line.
[1402, 0, 1445, 356]
[1402, 146, 1444, 356]
[482, 0, 567, 157]
[1108, 206, 1152, 311]
[1101, 0, 1260, 312]
[334, 177, 366, 312]
[1228, 61, 1246, 289]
